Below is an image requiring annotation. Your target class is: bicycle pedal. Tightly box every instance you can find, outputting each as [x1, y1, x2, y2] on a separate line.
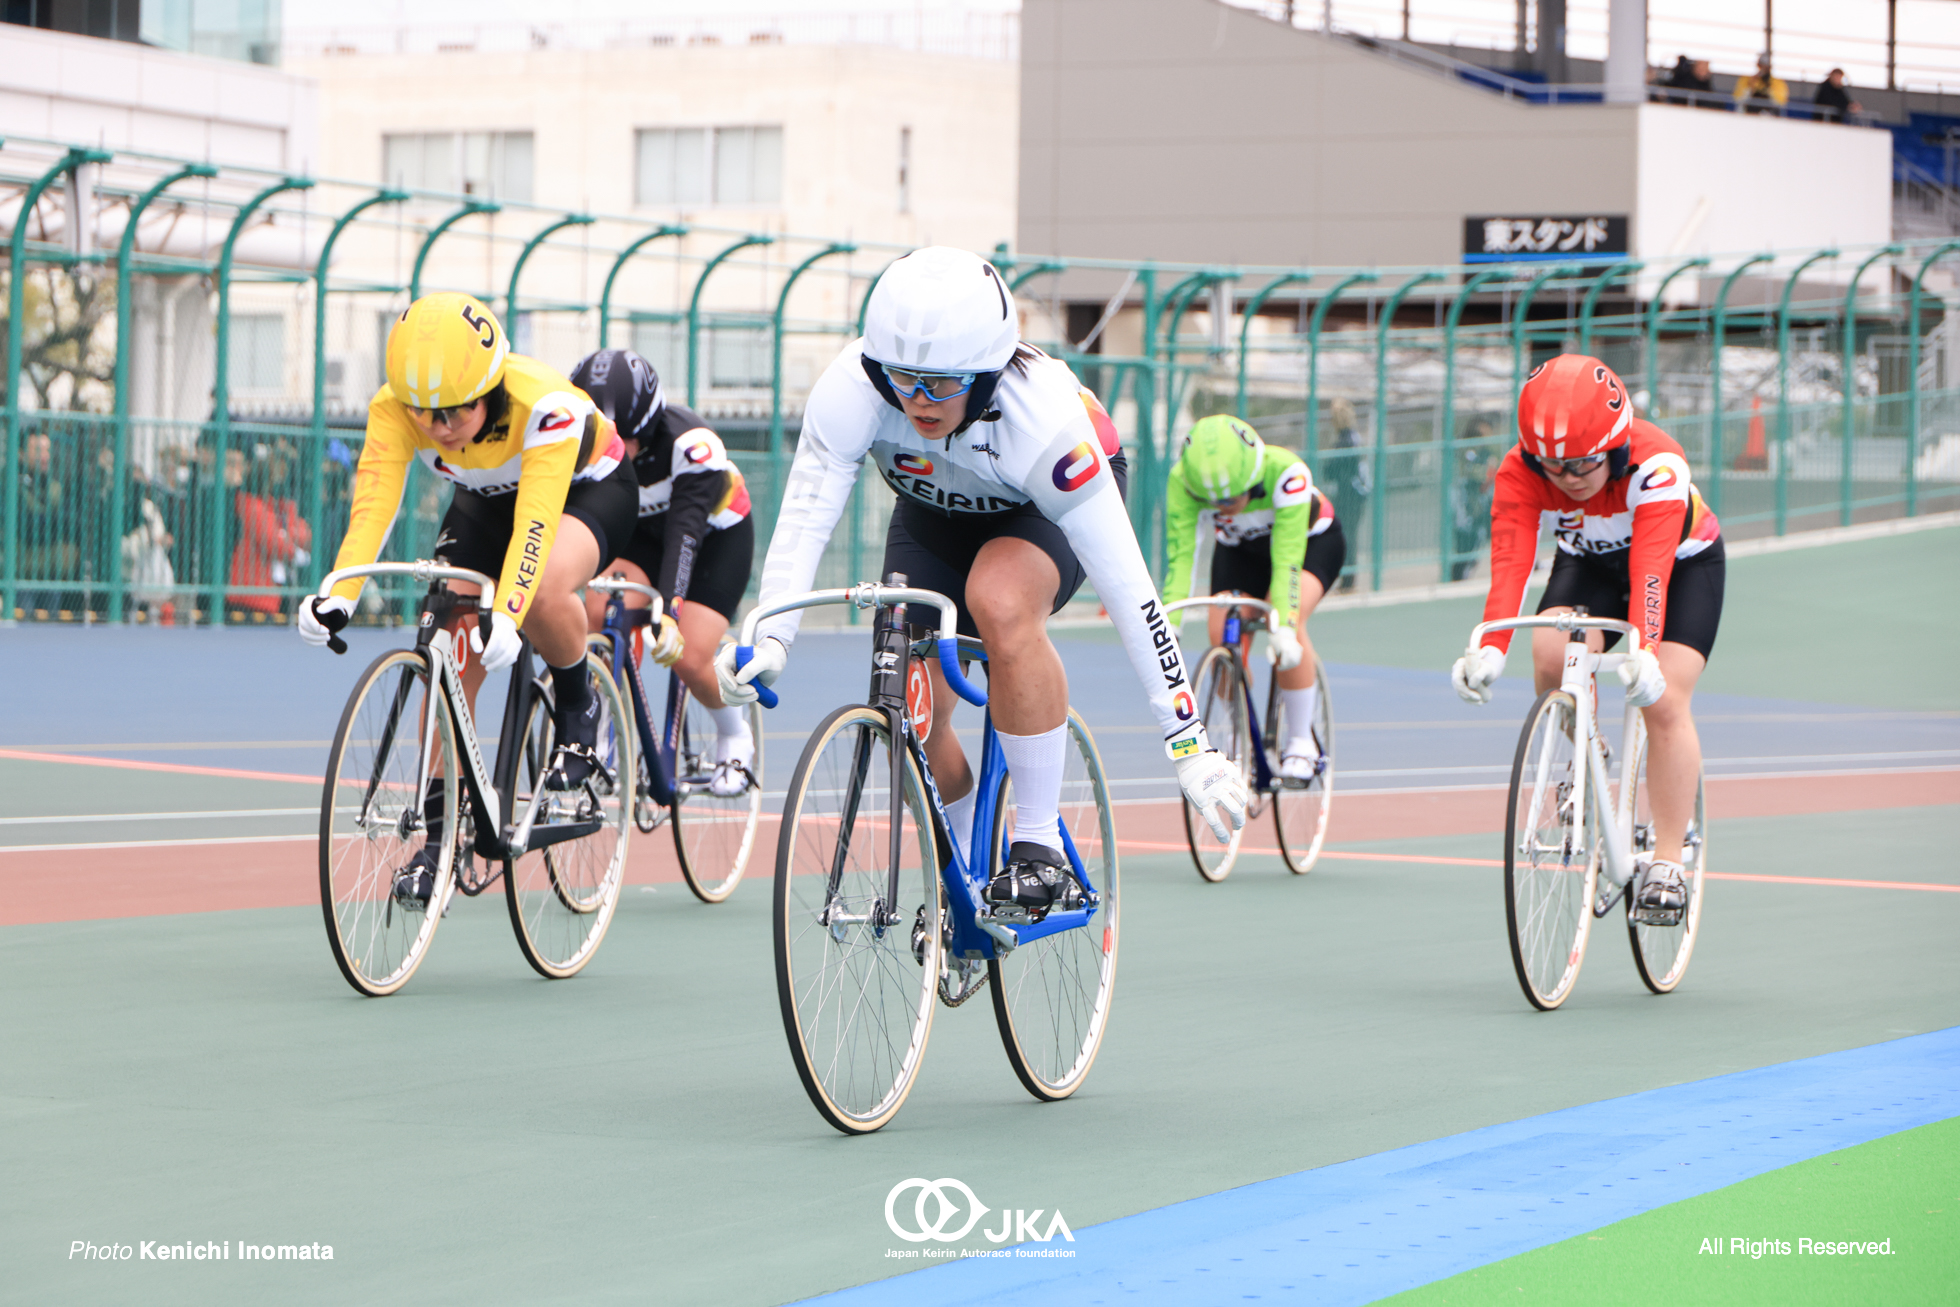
[1630, 905, 1685, 927]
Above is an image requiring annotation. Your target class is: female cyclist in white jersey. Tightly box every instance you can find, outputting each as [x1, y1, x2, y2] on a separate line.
[715, 247, 1246, 914]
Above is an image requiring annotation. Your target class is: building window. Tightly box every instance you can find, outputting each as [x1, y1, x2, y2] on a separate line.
[230, 314, 285, 393]
[631, 319, 687, 387]
[898, 126, 911, 214]
[710, 328, 772, 389]
[383, 132, 533, 201]
[636, 126, 782, 207]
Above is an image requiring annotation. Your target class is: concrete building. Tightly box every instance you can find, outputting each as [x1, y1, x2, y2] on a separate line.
[1017, 0, 1891, 272]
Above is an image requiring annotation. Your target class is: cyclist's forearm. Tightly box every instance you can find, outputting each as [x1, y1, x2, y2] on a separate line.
[752, 444, 860, 647]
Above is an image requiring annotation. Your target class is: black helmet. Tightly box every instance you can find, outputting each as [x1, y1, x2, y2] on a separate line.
[569, 348, 663, 440]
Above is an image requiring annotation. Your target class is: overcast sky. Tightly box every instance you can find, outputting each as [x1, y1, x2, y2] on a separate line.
[281, 0, 1960, 91]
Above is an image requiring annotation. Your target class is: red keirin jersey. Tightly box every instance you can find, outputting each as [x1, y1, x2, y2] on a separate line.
[1479, 419, 1721, 654]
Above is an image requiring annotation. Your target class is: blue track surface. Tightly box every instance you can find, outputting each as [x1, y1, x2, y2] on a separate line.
[808, 1028, 1960, 1306]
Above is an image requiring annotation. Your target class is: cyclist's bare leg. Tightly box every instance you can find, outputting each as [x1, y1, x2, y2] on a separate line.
[525, 518, 602, 670]
[1530, 607, 1605, 693]
[673, 603, 732, 709]
[582, 556, 651, 634]
[922, 657, 971, 802]
[1275, 573, 1327, 692]
[1642, 641, 1705, 863]
[966, 537, 1066, 737]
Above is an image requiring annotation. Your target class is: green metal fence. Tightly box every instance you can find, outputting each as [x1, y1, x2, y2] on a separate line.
[5, 133, 1958, 627]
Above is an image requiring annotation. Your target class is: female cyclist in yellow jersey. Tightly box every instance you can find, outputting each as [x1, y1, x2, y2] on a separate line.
[297, 293, 638, 803]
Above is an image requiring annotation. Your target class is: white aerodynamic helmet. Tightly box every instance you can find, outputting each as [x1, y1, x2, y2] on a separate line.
[862, 247, 1019, 374]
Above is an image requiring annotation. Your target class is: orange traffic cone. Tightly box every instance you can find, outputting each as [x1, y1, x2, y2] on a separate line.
[1734, 395, 1768, 471]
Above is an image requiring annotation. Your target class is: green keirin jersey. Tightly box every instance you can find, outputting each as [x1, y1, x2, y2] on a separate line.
[1163, 445, 1333, 627]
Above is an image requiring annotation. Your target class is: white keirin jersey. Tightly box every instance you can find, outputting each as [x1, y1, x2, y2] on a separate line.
[755, 340, 1206, 754]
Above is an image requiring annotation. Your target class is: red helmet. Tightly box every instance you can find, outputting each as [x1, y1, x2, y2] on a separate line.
[1517, 354, 1632, 461]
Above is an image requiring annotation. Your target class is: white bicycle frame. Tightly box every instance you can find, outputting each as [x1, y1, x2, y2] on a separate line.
[318, 562, 514, 853]
[1467, 613, 1646, 893]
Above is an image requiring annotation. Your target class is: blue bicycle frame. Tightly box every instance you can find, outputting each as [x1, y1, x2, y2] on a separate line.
[589, 579, 685, 812]
[739, 579, 1105, 959]
[1218, 605, 1280, 796]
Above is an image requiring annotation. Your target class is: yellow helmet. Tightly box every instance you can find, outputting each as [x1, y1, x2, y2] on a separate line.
[385, 292, 509, 410]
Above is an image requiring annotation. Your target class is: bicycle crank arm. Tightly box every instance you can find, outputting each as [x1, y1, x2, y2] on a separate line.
[518, 819, 605, 852]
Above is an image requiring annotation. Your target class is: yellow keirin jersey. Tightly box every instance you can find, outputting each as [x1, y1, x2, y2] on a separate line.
[329, 353, 626, 625]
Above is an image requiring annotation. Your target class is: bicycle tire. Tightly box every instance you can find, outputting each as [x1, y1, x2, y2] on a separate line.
[1625, 727, 1707, 994]
[1504, 688, 1597, 1011]
[1273, 656, 1335, 875]
[319, 648, 458, 997]
[671, 687, 764, 904]
[1181, 645, 1249, 882]
[774, 704, 940, 1135]
[988, 709, 1121, 1101]
[504, 650, 633, 979]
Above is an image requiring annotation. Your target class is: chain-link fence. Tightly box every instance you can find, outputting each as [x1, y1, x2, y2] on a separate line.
[6, 134, 1958, 627]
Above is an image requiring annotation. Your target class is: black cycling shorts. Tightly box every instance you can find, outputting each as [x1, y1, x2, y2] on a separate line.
[435, 459, 640, 589]
[882, 454, 1127, 639]
[1209, 516, 1348, 605]
[1536, 538, 1726, 661]
[616, 514, 755, 623]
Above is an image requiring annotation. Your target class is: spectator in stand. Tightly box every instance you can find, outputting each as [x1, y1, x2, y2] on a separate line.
[16, 429, 79, 617]
[1662, 55, 1714, 107]
[227, 442, 312, 620]
[1813, 69, 1861, 123]
[1733, 54, 1789, 115]
[1450, 434, 1496, 583]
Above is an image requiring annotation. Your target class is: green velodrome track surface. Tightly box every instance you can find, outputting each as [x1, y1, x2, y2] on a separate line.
[1382, 1115, 1960, 1306]
[2, 528, 1955, 1305]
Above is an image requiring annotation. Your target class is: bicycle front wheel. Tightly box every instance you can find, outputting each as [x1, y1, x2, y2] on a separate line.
[1181, 645, 1249, 882]
[1504, 688, 1596, 1011]
[505, 651, 633, 979]
[319, 649, 458, 997]
[1274, 656, 1335, 874]
[1625, 731, 1707, 994]
[670, 687, 764, 903]
[988, 709, 1120, 1102]
[774, 705, 940, 1135]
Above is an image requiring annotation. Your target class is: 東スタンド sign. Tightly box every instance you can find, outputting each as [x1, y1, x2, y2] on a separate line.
[1464, 215, 1629, 263]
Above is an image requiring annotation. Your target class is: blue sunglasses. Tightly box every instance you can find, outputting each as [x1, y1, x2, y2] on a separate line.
[882, 366, 976, 402]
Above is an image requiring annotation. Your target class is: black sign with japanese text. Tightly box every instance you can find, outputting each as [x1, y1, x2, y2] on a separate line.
[1463, 216, 1629, 263]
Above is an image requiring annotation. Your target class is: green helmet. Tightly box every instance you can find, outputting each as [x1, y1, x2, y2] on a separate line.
[1178, 415, 1267, 503]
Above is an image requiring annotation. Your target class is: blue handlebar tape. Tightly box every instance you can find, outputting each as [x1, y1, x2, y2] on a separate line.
[734, 644, 780, 709]
[937, 638, 988, 707]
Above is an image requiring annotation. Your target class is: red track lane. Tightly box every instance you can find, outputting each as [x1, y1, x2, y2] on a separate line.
[1, 770, 1954, 927]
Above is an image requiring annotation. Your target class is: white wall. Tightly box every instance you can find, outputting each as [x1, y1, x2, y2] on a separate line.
[0, 23, 318, 173]
[1635, 105, 1892, 267]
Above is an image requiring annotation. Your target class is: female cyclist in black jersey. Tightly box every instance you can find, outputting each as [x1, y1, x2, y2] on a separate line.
[570, 349, 758, 797]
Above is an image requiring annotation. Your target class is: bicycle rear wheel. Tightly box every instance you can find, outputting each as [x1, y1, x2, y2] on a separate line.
[319, 649, 458, 997]
[1504, 688, 1596, 1011]
[505, 651, 633, 979]
[1273, 656, 1335, 874]
[1625, 729, 1707, 994]
[671, 686, 764, 903]
[988, 709, 1120, 1101]
[774, 705, 940, 1134]
[1181, 645, 1249, 882]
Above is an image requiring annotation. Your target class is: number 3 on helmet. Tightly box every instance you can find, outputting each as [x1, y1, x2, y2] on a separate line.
[386, 292, 511, 411]
[1517, 354, 1631, 462]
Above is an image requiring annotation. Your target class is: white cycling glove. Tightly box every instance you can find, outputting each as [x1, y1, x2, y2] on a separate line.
[1267, 626, 1304, 672]
[648, 612, 685, 668]
[1176, 749, 1247, 843]
[297, 595, 353, 648]
[1618, 645, 1668, 708]
[1452, 645, 1507, 705]
[714, 636, 786, 706]
[471, 612, 523, 672]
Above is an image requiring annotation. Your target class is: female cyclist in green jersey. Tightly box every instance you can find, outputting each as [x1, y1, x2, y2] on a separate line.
[1163, 415, 1348, 779]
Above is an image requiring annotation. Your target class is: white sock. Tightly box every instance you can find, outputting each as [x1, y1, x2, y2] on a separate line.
[943, 788, 977, 866]
[997, 723, 1068, 852]
[710, 704, 751, 763]
[1281, 684, 1320, 743]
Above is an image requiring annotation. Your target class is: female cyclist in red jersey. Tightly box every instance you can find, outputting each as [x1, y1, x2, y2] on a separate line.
[1452, 354, 1725, 919]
